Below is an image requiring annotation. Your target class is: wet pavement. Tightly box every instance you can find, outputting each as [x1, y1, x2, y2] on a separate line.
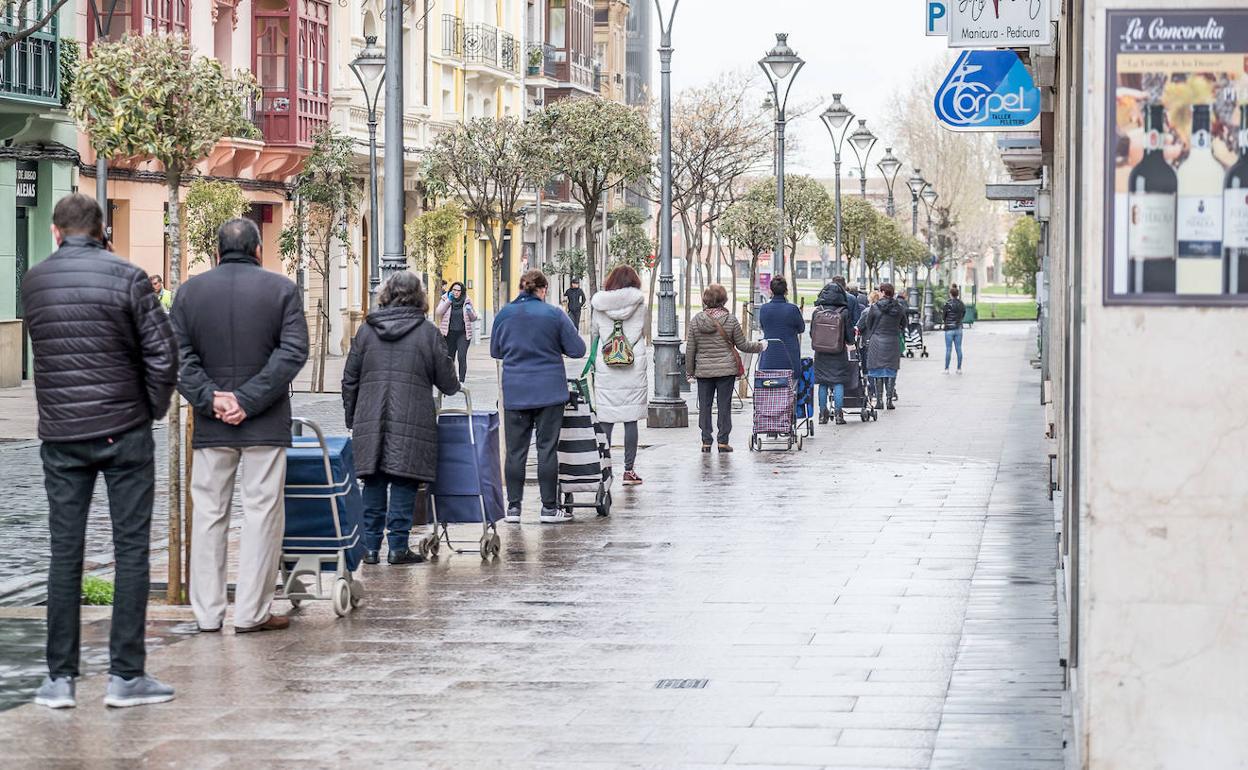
[0, 322, 1066, 768]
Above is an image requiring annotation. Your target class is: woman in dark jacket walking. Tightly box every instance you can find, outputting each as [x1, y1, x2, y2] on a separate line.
[811, 282, 858, 425]
[342, 272, 460, 565]
[856, 282, 905, 411]
[756, 276, 805, 382]
[686, 284, 766, 452]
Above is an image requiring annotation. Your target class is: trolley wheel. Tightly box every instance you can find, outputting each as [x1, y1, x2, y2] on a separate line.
[906, 350, 914, 358]
[860, 409, 868, 422]
[490, 532, 501, 556]
[596, 489, 612, 517]
[349, 579, 364, 608]
[796, 435, 804, 451]
[563, 492, 575, 514]
[428, 537, 441, 559]
[921, 350, 930, 358]
[871, 409, 879, 422]
[286, 578, 305, 608]
[332, 577, 352, 617]
[479, 532, 494, 560]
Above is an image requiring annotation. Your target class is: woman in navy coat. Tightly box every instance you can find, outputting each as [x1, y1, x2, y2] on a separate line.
[756, 276, 806, 382]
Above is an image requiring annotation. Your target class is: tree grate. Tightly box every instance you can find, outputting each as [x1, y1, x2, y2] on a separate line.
[654, 679, 708, 689]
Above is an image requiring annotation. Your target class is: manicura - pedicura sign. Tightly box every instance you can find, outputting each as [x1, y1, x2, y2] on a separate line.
[1105, 9, 1248, 306]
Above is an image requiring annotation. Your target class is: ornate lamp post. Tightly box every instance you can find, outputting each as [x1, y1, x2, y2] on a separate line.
[819, 94, 854, 278]
[847, 119, 877, 286]
[876, 147, 901, 285]
[921, 185, 939, 328]
[906, 168, 926, 308]
[647, 0, 688, 428]
[381, 0, 406, 287]
[87, 0, 124, 216]
[350, 36, 386, 305]
[759, 33, 805, 280]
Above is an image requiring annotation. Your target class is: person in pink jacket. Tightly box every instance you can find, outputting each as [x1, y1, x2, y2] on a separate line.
[435, 282, 478, 382]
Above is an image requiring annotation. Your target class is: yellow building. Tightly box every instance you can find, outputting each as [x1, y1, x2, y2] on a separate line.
[593, 0, 629, 104]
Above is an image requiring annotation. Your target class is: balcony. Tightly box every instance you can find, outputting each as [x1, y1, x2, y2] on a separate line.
[0, 6, 59, 107]
[525, 42, 557, 78]
[252, 0, 329, 150]
[440, 15, 518, 77]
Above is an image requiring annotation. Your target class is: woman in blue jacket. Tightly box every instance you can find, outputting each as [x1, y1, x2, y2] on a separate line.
[491, 269, 586, 524]
[757, 276, 806, 382]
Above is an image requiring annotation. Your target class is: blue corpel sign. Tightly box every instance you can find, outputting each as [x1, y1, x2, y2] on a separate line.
[934, 49, 1040, 132]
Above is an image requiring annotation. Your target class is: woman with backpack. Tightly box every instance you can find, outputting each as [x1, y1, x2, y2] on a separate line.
[686, 284, 767, 453]
[810, 282, 858, 425]
[589, 265, 648, 486]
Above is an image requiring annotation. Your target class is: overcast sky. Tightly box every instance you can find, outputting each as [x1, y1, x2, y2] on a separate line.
[657, 0, 953, 179]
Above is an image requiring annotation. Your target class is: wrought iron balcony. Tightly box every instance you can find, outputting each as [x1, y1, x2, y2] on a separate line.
[525, 41, 556, 78]
[500, 31, 517, 73]
[463, 23, 497, 67]
[0, 5, 59, 106]
[442, 14, 462, 57]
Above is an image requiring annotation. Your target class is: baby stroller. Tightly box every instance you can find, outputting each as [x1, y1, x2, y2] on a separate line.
[844, 346, 878, 422]
[904, 307, 929, 358]
[280, 418, 366, 617]
[557, 378, 613, 517]
[418, 388, 506, 560]
[749, 366, 804, 451]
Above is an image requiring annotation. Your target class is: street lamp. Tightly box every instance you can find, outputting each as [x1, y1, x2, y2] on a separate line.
[87, 0, 124, 217]
[921, 185, 939, 328]
[759, 33, 805, 281]
[647, 0, 688, 429]
[906, 167, 927, 308]
[350, 35, 386, 306]
[819, 94, 854, 278]
[381, 0, 406, 289]
[876, 147, 901, 285]
[847, 119, 877, 286]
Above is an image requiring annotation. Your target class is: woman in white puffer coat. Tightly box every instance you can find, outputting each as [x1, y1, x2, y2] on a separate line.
[589, 265, 648, 486]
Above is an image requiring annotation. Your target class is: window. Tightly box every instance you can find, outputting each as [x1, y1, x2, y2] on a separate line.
[89, 0, 187, 42]
[549, 0, 566, 51]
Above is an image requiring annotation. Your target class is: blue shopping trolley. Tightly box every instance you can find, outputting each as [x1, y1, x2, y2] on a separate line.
[279, 418, 366, 617]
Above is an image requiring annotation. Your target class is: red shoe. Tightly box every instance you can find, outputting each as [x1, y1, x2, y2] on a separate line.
[622, 470, 643, 486]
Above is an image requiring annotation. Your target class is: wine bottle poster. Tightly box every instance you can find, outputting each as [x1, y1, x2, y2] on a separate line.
[1106, 9, 1248, 306]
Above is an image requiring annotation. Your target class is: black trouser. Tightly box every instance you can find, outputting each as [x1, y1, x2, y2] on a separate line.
[444, 330, 469, 381]
[697, 376, 736, 445]
[602, 421, 638, 471]
[504, 404, 564, 509]
[41, 424, 154, 679]
[567, 309, 581, 330]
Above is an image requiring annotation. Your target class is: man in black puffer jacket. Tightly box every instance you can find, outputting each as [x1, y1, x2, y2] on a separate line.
[22, 193, 179, 710]
[171, 218, 308, 636]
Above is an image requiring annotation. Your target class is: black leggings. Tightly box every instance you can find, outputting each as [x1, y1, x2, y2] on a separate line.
[697, 376, 736, 445]
[602, 421, 638, 471]
[444, 331, 468, 381]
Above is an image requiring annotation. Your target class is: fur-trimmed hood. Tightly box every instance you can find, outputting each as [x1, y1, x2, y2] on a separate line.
[589, 286, 645, 321]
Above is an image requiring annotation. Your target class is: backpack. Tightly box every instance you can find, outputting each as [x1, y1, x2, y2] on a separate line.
[602, 320, 635, 367]
[810, 307, 846, 354]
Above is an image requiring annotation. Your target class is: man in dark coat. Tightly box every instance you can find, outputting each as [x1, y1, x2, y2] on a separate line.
[857, 282, 906, 410]
[342, 271, 460, 564]
[23, 193, 179, 709]
[172, 218, 308, 635]
[812, 282, 858, 425]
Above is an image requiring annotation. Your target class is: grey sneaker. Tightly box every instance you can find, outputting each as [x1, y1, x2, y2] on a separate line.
[33, 676, 75, 709]
[503, 504, 522, 524]
[104, 674, 175, 708]
[539, 507, 573, 524]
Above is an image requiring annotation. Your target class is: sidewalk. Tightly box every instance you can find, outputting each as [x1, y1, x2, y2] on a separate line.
[0, 322, 1065, 767]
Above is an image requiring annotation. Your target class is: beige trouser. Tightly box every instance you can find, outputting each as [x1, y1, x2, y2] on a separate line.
[190, 446, 286, 630]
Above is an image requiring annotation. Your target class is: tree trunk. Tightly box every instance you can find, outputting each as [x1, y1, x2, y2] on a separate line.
[487, 224, 503, 334]
[582, 201, 600, 295]
[165, 175, 183, 604]
[727, 242, 737, 315]
[317, 250, 330, 393]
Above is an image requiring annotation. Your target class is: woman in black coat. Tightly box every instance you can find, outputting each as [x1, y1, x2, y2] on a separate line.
[811, 282, 857, 425]
[856, 282, 905, 411]
[342, 271, 460, 565]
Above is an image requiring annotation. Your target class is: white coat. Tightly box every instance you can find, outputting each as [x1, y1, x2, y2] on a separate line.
[589, 287, 649, 424]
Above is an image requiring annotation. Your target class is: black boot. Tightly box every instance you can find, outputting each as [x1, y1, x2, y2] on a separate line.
[819, 408, 830, 425]
[362, 550, 380, 565]
[886, 399, 896, 410]
[834, 409, 846, 425]
[387, 548, 425, 565]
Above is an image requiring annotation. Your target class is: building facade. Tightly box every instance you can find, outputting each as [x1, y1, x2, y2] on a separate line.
[592, 0, 627, 103]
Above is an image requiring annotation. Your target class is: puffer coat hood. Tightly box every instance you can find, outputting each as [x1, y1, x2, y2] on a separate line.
[816, 283, 850, 308]
[367, 306, 427, 341]
[590, 285, 645, 319]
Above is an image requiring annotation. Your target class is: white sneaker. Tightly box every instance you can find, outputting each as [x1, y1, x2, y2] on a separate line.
[943, 369, 950, 375]
[104, 674, 175, 708]
[539, 507, 574, 524]
[503, 505, 521, 524]
[956, 369, 963, 375]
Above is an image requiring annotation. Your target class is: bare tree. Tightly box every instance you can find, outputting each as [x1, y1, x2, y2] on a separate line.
[0, 0, 71, 56]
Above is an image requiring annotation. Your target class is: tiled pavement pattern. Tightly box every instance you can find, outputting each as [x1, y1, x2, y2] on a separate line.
[0, 323, 1066, 768]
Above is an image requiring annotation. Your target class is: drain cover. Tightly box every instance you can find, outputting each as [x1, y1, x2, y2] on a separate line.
[655, 679, 708, 689]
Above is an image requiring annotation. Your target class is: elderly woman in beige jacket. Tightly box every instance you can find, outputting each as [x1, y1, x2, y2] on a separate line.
[685, 283, 766, 453]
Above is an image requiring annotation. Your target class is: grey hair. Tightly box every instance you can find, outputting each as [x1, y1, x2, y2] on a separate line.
[377, 270, 428, 311]
[218, 217, 261, 257]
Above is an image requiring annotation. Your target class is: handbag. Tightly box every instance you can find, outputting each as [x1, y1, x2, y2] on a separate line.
[601, 320, 636, 367]
[708, 314, 745, 378]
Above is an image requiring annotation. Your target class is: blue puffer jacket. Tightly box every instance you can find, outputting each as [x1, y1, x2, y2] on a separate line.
[490, 292, 587, 410]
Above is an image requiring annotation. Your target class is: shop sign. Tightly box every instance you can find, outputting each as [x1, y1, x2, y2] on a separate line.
[949, 0, 1053, 48]
[934, 50, 1040, 132]
[1104, 9, 1248, 306]
[927, 0, 948, 36]
[1010, 198, 1037, 213]
[15, 162, 37, 207]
